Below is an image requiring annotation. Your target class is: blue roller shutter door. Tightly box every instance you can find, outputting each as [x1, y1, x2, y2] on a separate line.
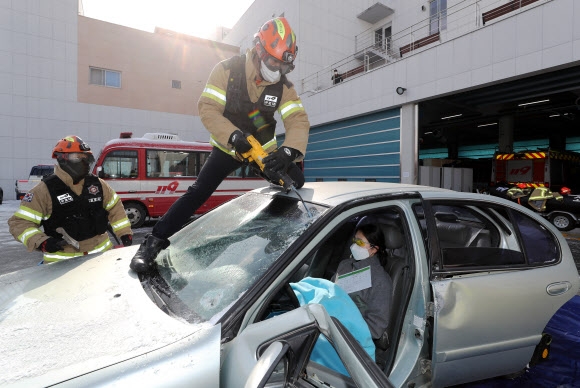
[297, 108, 401, 182]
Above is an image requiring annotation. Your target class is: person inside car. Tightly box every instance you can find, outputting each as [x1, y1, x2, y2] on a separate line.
[332, 224, 393, 341]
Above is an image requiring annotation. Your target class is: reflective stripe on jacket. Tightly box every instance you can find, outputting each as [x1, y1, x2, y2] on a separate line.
[199, 47, 310, 159]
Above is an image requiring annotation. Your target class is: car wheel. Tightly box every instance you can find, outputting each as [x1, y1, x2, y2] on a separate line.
[0, 190, 3, 205]
[124, 202, 147, 228]
[550, 213, 575, 232]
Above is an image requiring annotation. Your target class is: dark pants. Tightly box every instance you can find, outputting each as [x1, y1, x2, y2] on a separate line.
[152, 148, 242, 239]
[151, 147, 306, 240]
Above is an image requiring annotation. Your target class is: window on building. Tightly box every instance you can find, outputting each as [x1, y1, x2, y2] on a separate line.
[429, 0, 447, 35]
[90, 67, 121, 88]
[172, 80, 182, 89]
[374, 25, 392, 52]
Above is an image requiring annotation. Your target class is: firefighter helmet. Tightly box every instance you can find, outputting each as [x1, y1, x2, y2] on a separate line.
[52, 135, 92, 158]
[254, 17, 297, 75]
[52, 135, 95, 183]
[560, 186, 571, 195]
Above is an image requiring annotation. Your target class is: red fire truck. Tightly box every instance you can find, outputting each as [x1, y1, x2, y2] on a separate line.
[491, 148, 580, 231]
[491, 148, 580, 192]
[93, 132, 267, 227]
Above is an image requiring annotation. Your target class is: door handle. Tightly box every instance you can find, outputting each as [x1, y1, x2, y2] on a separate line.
[546, 281, 572, 296]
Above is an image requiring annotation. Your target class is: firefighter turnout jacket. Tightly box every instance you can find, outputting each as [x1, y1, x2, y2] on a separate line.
[199, 47, 310, 159]
[8, 165, 132, 263]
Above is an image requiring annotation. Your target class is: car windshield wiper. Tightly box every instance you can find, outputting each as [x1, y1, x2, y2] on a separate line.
[139, 268, 172, 313]
[139, 263, 202, 324]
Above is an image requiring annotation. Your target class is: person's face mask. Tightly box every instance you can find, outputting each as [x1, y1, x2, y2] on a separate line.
[350, 243, 370, 261]
[260, 60, 281, 83]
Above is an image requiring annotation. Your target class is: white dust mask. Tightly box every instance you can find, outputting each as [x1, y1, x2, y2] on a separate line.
[350, 243, 370, 261]
[260, 61, 281, 83]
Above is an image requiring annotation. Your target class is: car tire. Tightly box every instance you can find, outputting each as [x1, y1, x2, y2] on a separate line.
[0, 189, 3, 205]
[550, 213, 575, 232]
[124, 202, 147, 228]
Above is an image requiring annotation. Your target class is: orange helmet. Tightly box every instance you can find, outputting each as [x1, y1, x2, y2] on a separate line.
[254, 17, 297, 74]
[52, 135, 92, 158]
[52, 135, 94, 183]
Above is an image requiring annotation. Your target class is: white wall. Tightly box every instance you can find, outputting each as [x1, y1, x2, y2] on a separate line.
[303, 0, 580, 127]
[0, 0, 206, 199]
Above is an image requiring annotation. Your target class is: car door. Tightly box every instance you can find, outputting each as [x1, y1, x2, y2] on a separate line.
[219, 194, 433, 387]
[221, 304, 394, 388]
[420, 199, 580, 387]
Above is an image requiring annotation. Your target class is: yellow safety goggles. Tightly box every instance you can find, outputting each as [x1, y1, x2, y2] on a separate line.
[352, 237, 370, 247]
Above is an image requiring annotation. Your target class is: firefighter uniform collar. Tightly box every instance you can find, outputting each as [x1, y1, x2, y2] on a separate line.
[54, 164, 85, 193]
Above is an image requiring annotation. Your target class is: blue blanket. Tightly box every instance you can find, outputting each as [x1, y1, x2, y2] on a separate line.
[290, 277, 375, 376]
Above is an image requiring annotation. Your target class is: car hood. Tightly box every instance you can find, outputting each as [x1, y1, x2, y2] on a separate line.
[0, 247, 213, 386]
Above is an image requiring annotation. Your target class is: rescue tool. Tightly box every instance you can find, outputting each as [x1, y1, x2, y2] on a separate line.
[239, 134, 312, 217]
[56, 227, 80, 250]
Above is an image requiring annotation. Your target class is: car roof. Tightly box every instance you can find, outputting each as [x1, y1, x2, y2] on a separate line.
[255, 182, 453, 207]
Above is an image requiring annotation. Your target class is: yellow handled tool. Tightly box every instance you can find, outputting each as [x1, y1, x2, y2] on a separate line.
[240, 134, 294, 191]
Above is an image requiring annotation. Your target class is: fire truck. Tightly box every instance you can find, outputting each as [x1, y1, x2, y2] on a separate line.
[491, 148, 580, 231]
[492, 148, 580, 192]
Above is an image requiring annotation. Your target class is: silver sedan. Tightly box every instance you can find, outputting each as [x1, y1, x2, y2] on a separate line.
[1, 182, 578, 387]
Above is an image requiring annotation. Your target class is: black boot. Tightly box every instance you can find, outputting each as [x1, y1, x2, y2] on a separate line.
[130, 234, 170, 273]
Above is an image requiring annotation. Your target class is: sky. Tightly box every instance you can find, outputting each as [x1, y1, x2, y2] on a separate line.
[80, 0, 255, 39]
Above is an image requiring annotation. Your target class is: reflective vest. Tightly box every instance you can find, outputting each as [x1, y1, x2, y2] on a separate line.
[213, 54, 289, 154]
[42, 174, 109, 241]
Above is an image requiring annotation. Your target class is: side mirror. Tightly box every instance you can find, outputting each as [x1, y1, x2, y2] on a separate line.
[244, 341, 290, 388]
[96, 166, 105, 178]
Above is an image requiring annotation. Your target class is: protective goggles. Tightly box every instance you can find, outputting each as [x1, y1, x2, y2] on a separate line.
[352, 237, 373, 248]
[63, 152, 95, 164]
[261, 52, 295, 75]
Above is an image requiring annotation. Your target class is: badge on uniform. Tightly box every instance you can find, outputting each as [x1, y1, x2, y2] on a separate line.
[264, 95, 278, 107]
[88, 185, 100, 195]
[22, 192, 34, 202]
[57, 193, 73, 205]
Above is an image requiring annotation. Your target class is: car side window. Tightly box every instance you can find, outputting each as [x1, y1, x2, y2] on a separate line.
[510, 209, 559, 265]
[101, 150, 138, 178]
[417, 202, 560, 271]
[417, 203, 524, 270]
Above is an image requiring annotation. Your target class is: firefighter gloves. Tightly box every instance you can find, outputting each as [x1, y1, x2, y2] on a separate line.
[40, 237, 66, 253]
[264, 147, 300, 173]
[229, 130, 252, 154]
[121, 234, 133, 247]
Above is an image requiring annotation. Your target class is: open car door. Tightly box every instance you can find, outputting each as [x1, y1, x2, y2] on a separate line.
[221, 304, 394, 388]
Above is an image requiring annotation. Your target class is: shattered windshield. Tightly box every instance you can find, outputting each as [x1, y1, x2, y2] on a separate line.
[155, 192, 328, 323]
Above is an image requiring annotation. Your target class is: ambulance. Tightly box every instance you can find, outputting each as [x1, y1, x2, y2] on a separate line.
[93, 132, 267, 227]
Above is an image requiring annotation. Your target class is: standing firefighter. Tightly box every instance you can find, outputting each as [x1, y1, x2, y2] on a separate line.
[130, 17, 310, 273]
[8, 135, 133, 263]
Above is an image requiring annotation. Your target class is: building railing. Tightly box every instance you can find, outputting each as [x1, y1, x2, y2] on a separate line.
[300, 0, 552, 95]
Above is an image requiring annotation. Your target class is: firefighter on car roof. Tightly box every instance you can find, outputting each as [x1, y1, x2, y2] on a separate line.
[8, 135, 133, 263]
[130, 17, 311, 273]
